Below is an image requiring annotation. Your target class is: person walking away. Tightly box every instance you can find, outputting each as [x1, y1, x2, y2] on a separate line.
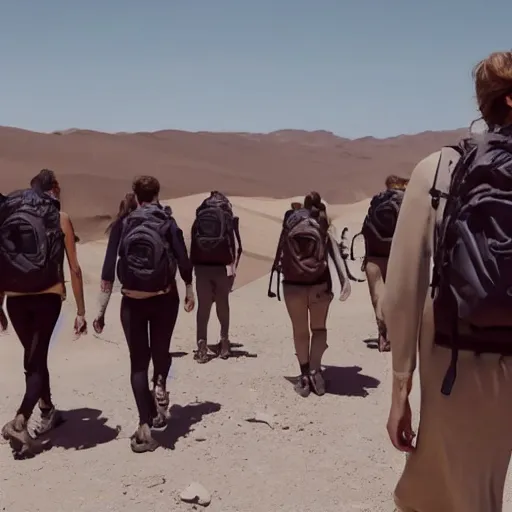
[270, 192, 351, 397]
[190, 191, 242, 363]
[355, 175, 408, 352]
[93, 177, 195, 453]
[0, 169, 87, 457]
[383, 51, 512, 512]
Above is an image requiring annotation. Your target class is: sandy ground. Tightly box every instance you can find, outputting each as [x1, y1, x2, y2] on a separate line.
[1, 196, 511, 512]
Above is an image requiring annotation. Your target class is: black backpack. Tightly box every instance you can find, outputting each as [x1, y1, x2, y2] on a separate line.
[116, 205, 176, 292]
[430, 127, 512, 395]
[358, 189, 404, 258]
[279, 208, 328, 284]
[0, 188, 64, 293]
[190, 193, 234, 265]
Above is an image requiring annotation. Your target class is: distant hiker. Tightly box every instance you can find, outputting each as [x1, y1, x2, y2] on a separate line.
[270, 192, 351, 397]
[190, 191, 242, 363]
[93, 177, 195, 453]
[354, 174, 408, 352]
[383, 51, 512, 512]
[0, 169, 87, 456]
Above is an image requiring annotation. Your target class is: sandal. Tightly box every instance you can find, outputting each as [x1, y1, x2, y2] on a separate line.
[309, 369, 327, 396]
[152, 386, 170, 430]
[219, 338, 231, 360]
[33, 407, 64, 437]
[294, 375, 311, 397]
[2, 417, 40, 457]
[194, 340, 210, 364]
[130, 424, 159, 453]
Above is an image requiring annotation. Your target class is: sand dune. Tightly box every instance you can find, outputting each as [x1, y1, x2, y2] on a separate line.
[0, 125, 466, 242]
[74, 194, 371, 289]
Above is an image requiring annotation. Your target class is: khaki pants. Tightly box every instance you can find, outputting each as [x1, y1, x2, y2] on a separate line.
[283, 282, 333, 370]
[195, 265, 234, 342]
[364, 256, 388, 336]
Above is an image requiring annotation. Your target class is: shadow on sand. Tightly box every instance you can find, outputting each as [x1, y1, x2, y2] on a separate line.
[284, 365, 380, 398]
[362, 337, 379, 350]
[43, 407, 121, 451]
[200, 341, 257, 361]
[152, 400, 221, 450]
[170, 351, 188, 358]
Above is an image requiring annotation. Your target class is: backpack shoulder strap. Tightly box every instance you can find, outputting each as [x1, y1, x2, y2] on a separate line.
[429, 146, 463, 212]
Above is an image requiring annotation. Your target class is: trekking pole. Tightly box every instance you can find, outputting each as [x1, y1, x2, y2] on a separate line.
[343, 230, 366, 283]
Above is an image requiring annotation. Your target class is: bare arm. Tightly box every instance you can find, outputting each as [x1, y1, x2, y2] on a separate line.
[327, 233, 348, 289]
[61, 212, 86, 316]
[233, 216, 242, 265]
[382, 152, 439, 400]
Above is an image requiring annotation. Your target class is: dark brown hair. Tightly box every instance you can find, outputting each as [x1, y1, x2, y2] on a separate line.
[106, 192, 138, 234]
[473, 51, 512, 128]
[385, 175, 409, 191]
[31, 169, 60, 198]
[132, 175, 160, 204]
[303, 191, 329, 233]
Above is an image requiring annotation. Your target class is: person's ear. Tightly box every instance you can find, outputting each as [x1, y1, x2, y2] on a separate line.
[506, 94, 512, 109]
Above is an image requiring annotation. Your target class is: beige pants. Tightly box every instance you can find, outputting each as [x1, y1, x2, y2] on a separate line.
[364, 256, 388, 336]
[393, 299, 512, 512]
[283, 282, 333, 370]
[195, 265, 234, 342]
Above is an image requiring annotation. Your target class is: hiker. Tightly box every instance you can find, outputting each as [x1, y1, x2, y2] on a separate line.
[0, 169, 87, 456]
[383, 51, 512, 512]
[270, 192, 351, 397]
[93, 176, 195, 453]
[356, 175, 408, 352]
[190, 191, 242, 363]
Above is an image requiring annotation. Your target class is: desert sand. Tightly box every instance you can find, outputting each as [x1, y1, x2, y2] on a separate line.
[2, 193, 512, 512]
[0, 125, 467, 243]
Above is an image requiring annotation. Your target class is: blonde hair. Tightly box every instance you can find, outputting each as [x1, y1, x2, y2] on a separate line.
[385, 175, 409, 191]
[473, 51, 512, 128]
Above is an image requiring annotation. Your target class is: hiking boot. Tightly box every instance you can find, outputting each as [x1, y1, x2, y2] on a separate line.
[309, 369, 326, 396]
[130, 424, 159, 453]
[194, 340, 209, 364]
[152, 385, 170, 430]
[2, 415, 40, 456]
[33, 407, 64, 437]
[219, 338, 231, 359]
[294, 375, 311, 397]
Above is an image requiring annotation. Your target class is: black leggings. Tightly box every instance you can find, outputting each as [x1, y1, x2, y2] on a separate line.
[120, 291, 179, 426]
[6, 293, 62, 420]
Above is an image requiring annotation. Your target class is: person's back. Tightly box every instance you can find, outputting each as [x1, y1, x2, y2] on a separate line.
[191, 191, 243, 363]
[94, 176, 195, 453]
[358, 175, 408, 352]
[383, 51, 512, 512]
[0, 169, 87, 457]
[270, 192, 350, 397]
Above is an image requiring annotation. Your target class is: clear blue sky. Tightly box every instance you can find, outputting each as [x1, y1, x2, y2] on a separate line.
[1, 0, 510, 138]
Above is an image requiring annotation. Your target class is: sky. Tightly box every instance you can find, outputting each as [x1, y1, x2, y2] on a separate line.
[1, 0, 511, 138]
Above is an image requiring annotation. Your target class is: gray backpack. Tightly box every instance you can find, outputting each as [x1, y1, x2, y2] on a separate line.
[430, 126, 512, 395]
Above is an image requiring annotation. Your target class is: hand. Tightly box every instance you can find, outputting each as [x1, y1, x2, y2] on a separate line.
[93, 315, 105, 334]
[339, 280, 351, 302]
[184, 284, 195, 313]
[74, 314, 88, 337]
[387, 397, 416, 452]
[0, 308, 7, 332]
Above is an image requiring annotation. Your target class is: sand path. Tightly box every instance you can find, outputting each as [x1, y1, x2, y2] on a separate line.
[1, 198, 511, 511]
